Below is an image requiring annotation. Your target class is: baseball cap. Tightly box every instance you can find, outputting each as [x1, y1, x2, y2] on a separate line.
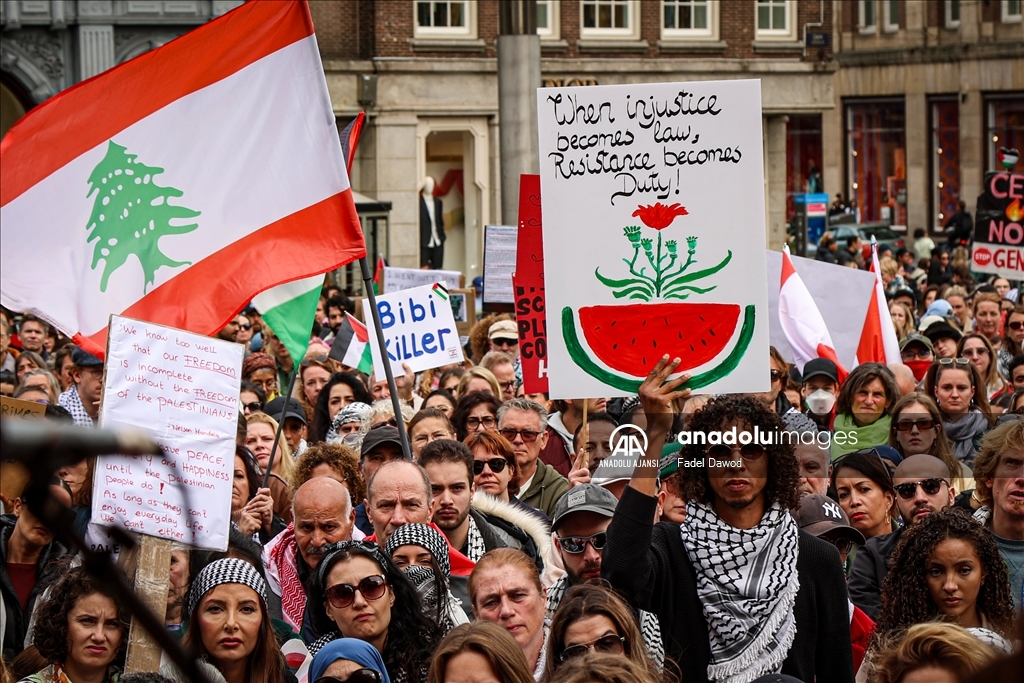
[360, 424, 406, 459]
[802, 358, 838, 384]
[899, 334, 934, 353]
[71, 347, 103, 368]
[791, 494, 866, 546]
[924, 299, 955, 320]
[551, 484, 618, 532]
[488, 320, 517, 341]
[264, 396, 306, 425]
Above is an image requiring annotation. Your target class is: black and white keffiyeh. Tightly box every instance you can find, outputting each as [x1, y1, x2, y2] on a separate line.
[58, 387, 95, 428]
[187, 558, 268, 617]
[326, 402, 373, 443]
[464, 516, 487, 562]
[384, 523, 451, 575]
[682, 501, 799, 683]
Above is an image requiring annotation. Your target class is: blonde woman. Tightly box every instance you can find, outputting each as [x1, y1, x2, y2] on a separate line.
[456, 366, 502, 400]
[888, 301, 915, 340]
[245, 412, 295, 522]
[292, 348, 334, 424]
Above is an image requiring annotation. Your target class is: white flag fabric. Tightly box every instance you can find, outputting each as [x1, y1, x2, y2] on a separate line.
[778, 245, 844, 374]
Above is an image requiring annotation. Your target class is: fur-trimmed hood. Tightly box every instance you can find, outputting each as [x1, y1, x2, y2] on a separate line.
[472, 491, 551, 560]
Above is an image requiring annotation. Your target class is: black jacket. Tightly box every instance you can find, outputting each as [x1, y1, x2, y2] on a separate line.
[603, 487, 854, 683]
[944, 210, 973, 245]
[847, 527, 904, 620]
[815, 247, 838, 264]
[1, 514, 69, 661]
[419, 195, 445, 248]
[466, 508, 544, 570]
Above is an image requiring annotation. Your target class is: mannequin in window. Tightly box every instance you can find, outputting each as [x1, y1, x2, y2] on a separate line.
[420, 176, 445, 269]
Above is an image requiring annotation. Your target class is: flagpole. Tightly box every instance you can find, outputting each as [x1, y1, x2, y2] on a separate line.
[359, 256, 413, 460]
[262, 367, 298, 488]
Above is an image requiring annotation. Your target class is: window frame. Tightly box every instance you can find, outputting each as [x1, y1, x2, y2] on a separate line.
[662, 0, 716, 39]
[755, 0, 797, 40]
[858, 0, 878, 33]
[883, 0, 900, 32]
[579, 0, 641, 39]
[535, 0, 561, 39]
[1002, 0, 1023, 23]
[944, 0, 960, 29]
[413, 0, 476, 38]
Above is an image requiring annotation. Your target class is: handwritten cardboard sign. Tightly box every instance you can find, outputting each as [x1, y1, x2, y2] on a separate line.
[362, 283, 465, 379]
[1, 397, 46, 507]
[971, 172, 1024, 278]
[91, 315, 242, 551]
[1, 395, 46, 420]
[383, 266, 462, 293]
[515, 174, 548, 394]
[536, 80, 770, 398]
[483, 225, 517, 304]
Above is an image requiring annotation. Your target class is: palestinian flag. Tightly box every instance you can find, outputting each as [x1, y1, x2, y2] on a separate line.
[329, 312, 373, 374]
[0, 1, 365, 357]
[252, 273, 323, 368]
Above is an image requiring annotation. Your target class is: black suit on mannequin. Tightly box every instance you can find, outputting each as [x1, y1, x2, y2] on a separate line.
[420, 194, 445, 268]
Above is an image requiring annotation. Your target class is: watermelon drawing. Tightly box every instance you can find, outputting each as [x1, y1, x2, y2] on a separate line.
[563, 304, 756, 393]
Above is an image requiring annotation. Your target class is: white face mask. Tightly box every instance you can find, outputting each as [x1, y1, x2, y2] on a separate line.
[806, 389, 837, 415]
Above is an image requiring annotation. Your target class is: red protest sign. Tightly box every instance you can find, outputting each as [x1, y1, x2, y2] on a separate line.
[515, 175, 548, 393]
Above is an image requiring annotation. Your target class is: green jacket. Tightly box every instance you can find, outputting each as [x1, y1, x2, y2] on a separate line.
[519, 460, 570, 518]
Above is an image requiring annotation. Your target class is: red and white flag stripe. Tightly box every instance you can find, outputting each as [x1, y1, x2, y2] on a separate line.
[856, 241, 902, 365]
[779, 246, 847, 379]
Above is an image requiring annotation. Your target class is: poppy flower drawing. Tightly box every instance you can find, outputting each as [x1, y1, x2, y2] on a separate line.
[632, 202, 689, 230]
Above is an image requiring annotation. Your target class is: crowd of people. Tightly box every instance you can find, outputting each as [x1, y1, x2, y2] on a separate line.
[0, 268, 1022, 683]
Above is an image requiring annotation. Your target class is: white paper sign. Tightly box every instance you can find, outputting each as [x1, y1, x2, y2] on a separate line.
[363, 283, 465, 379]
[537, 80, 771, 398]
[383, 266, 462, 293]
[92, 315, 242, 551]
[483, 225, 518, 304]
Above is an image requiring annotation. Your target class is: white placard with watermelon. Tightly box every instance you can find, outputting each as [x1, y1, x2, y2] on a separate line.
[537, 79, 771, 399]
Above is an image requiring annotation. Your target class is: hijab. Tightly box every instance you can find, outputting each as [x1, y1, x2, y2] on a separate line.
[310, 637, 391, 683]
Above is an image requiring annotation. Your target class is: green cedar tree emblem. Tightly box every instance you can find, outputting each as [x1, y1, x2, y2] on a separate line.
[86, 141, 200, 293]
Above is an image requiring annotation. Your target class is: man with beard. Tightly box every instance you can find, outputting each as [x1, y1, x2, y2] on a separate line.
[420, 439, 544, 567]
[848, 454, 954, 619]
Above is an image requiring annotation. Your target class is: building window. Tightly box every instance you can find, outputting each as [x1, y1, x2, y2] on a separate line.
[536, 0, 554, 36]
[756, 0, 796, 39]
[846, 99, 907, 225]
[786, 115, 824, 221]
[1004, 0, 1023, 22]
[664, 0, 711, 34]
[883, 0, 900, 31]
[415, 1, 472, 36]
[944, 0, 960, 28]
[859, 0, 877, 31]
[986, 94, 1024, 173]
[581, 0, 637, 35]
[930, 98, 960, 231]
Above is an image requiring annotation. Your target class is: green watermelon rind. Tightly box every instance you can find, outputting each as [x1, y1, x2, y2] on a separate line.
[562, 304, 756, 393]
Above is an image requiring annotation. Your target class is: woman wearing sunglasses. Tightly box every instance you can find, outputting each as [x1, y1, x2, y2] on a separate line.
[309, 638, 390, 683]
[543, 584, 660, 682]
[957, 333, 1009, 400]
[310, 541, 442, 683]
[831, 450, 897, 542]
[429, 621, 534, 683]
[831, 363, 901, 459]
[450, 391, 500, 441]
[887, 393, 975, 494]
[924, 360, 995, 466]
[996, 305, 1024, 379]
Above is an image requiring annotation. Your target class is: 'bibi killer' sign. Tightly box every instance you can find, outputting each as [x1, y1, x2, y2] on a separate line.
[363, 282, 464, 379]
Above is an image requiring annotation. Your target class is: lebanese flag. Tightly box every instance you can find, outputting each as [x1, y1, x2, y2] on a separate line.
[856, 241, 902, 365]
[0, 1, 365, 358]
[778, 246, 847, 381]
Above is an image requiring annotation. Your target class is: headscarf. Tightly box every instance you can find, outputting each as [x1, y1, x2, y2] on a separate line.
[242, 352, 277, 380]
[187, 558, 268, 617]
[384, 523, 451, 576]
[327, 402, 374, 443]
[309, 637, 391, 683]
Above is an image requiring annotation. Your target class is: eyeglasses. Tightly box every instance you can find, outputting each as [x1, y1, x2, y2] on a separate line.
[557, 532, 608, 554]
[706, 443, 766, 461]
[560, 634, 627, 662]
[466, 415, 496, 429]
[498, 380, 517, 391]
[1008, 321, 1024, 331]
[937, 358, 971, 366]
[499, 428, 541, 443]
[893, 478, 949, 500]
[242, 401, 262, 413]
[770, 370, 783, 383]
[491, 338, 518, 348]
[301, 354, 329, 367]
[473, 458, 508, 475]
[961, 348, 988, 358]
[325, 574, 387, 609]
[825, 537, 853, 555]
[314, 669, 383, 683]
[894, 418, 937, 432]
[900, 350, 933, 361]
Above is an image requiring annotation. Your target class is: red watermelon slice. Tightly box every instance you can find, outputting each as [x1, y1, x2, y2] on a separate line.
[562, 303, 756, 392]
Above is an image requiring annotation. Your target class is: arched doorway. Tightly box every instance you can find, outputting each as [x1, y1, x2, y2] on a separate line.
[0, 73, 33, 139]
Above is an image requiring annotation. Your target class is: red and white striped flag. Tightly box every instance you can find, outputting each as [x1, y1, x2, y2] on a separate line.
[0, 1, 365, 357]
[779, 246, 847, 379]
[856, 240, 902, 365]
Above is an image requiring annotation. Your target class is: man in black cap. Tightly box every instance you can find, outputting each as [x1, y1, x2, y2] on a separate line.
[57, 347, 103, 428]
[921, 318, 962, 360]
[264, 396, 308, 456]
[800, 358, 839, 432]
[353, 425, 407, 535]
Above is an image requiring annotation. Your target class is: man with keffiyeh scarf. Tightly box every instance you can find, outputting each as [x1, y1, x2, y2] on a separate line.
[603, 358, 854, 683]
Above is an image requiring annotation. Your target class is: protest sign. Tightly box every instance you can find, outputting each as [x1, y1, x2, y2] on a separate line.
[449, 287, 477, 337]
[0, 397, 45, 506]
[971, 171, 1024, 278]
[362, 283, 464, 379]
[537, 80, 770, 398]
[765, 250, 876, 371]
[1, 395, 46, 420]
[515, 174, 548, 393]
[92, 315, 242, 551]
[383, 266, 462, 293]
[483, 225, 518, 304]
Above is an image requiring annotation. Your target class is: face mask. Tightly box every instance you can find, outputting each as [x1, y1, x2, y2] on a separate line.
[805, 389, 836, 415]
[906, 359, 931, 381]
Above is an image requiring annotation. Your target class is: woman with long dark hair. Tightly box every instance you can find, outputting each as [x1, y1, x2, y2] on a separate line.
[887, 393, 974, 493]
[450, 391, 501, 441]
[310, 373, 373, 444]
[957, 333, 1009, 400]
[830, 450, 897, 543]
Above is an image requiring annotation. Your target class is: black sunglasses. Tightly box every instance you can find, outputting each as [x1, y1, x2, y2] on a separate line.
[770, 369, 783, 382]
[894, 418, 937, 432]
[315, 670, 382, 683]
[557, 532, 608, 554]
[473, 458, 507, 475]
[242, 401, 262, 413]
[499, 428, 540, 443]
[238, 323, 252, 330]
[325, 575, 387, 609]
[893, 478, 948, 500]
[560, 634, 627, 662]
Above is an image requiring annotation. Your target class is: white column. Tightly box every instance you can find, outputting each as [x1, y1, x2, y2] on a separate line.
[78, 24, 115, 80]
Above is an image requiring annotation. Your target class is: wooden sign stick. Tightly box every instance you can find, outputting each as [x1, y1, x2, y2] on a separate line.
[580, 400, 589, 472]
[125, 536, 172, 673]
